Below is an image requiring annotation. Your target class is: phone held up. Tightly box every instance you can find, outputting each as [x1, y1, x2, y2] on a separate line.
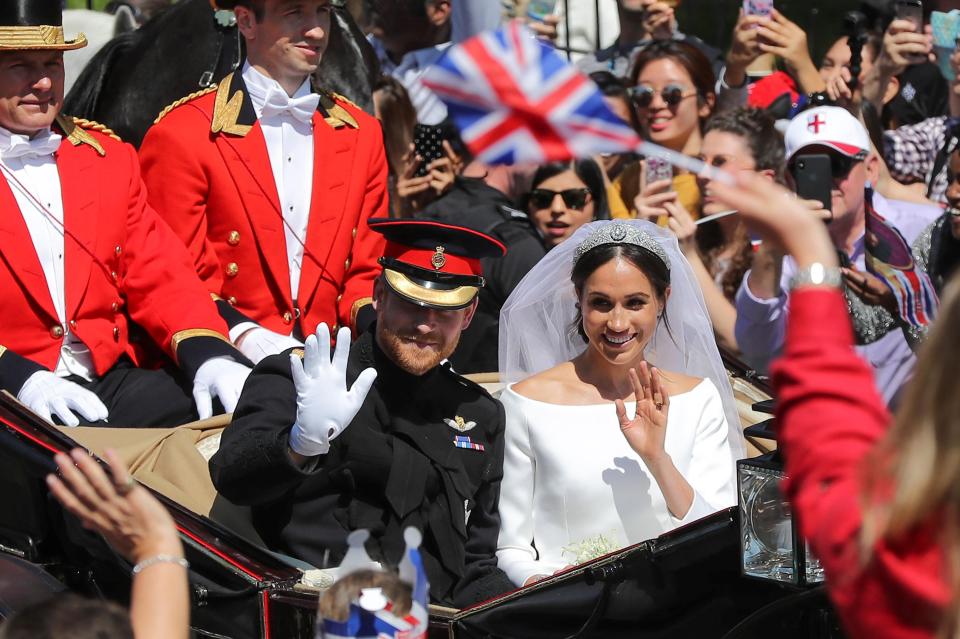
[743, 0, 774, 18]
[526, 0, 558, 22]
[644, 156, 674, 191]
[792, 154, 833, 220]
[412, 123, 445, 178]
[895, 0, 924, 33]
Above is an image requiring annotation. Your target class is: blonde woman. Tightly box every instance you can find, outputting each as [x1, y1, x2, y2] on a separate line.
[712, 172, 957, 638]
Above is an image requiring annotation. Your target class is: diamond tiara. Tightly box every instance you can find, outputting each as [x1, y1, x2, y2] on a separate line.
[573, 222, 671, 270]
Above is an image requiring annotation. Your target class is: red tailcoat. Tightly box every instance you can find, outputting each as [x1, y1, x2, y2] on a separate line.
[139, 72, 387, 336]
[0, 117, 235, 393]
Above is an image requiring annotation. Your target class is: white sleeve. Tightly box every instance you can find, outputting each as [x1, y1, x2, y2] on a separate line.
[670, 381, 738, 526]
[495, 390, 557, 586]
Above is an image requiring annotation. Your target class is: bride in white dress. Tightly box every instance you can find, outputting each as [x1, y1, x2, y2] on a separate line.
[496, 220, 746, 587]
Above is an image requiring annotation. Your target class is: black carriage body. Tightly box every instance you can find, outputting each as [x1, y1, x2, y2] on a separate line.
[0, 383, 842, 639]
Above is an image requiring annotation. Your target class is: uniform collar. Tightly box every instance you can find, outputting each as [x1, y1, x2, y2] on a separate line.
[240, 62, 314, 120]
[211, 68, 359, 137]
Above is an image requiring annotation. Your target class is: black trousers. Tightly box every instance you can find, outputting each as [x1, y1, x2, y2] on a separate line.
[67, 359, 202, 428]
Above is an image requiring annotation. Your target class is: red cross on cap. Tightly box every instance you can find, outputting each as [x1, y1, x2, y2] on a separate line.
[807, 114, 826, 134]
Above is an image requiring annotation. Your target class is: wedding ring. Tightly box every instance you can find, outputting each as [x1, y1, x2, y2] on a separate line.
[116, 476, 136, 496]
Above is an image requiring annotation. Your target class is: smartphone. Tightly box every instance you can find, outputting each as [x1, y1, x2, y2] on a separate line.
[526, 0, 558, 22]
[412, 123, 445, 178]
[931, 10, 960, 82]
[792, 154, 832, 216]
[743, 0, 774, 18]
[895, 0, 924, 32]
[644, 157, 674, 190]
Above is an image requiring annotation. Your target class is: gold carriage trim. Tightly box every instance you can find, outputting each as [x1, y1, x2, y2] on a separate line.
[170, 329, 232, 363]
[0, 26, 87, 51]
[154, 85, 218, 125]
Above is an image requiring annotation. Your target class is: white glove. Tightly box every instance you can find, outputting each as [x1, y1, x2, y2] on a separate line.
[288, 323, 377, 457]
[17, 371, 109, 427]
[235, 326, 303, 365]
[193, 357, 253, 419]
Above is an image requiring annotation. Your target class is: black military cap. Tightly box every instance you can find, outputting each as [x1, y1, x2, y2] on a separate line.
[368, 218, 506, 310]
[0, 0, 86, 50]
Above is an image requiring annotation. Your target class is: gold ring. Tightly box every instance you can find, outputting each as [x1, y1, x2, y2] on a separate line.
[116, 476, 136, 496]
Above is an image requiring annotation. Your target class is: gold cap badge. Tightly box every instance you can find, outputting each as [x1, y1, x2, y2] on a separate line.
[431, 246, 446, 271]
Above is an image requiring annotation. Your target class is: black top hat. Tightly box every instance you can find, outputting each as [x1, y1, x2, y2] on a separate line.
[368, 218, 506, 310]
[0, 0, 87, 50]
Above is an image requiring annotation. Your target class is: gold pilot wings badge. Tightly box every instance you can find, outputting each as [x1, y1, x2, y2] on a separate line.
[444, 415, 476, 432]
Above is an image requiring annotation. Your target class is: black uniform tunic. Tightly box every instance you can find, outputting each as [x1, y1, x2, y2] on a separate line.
[209, 329, 513, 606]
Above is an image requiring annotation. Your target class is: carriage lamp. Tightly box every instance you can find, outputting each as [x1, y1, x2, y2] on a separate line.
[738, 453, 824, 587]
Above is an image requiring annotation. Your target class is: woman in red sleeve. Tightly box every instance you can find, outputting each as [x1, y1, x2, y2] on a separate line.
[711, 172, 956, 639]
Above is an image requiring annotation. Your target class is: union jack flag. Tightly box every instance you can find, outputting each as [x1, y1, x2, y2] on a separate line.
[864, 188, 938, 328]
[421, 21, 641, 165]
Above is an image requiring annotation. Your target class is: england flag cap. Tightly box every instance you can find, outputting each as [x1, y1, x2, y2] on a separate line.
[784, 106, 871, 160]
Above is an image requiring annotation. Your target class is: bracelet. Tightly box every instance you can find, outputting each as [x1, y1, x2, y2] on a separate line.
[131, 554, 189, 575]
[789, 262, 842, 290]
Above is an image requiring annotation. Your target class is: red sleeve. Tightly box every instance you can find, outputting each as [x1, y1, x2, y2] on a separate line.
[139, 108, 225, 296]
[118, 142, 230, 356]
[772, 289, 947, 639]
[337, 120, 387, 330]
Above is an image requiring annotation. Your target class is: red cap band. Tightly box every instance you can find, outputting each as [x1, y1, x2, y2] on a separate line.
[383, 241, 482, 278]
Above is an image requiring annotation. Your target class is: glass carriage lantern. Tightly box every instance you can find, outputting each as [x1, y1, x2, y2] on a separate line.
[737, 412, 825, 587]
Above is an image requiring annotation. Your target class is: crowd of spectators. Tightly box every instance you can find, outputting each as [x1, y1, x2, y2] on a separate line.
[8, 0, 960, 637]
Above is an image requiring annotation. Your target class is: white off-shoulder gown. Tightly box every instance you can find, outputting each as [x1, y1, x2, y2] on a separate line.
[496, 379, 738, 587]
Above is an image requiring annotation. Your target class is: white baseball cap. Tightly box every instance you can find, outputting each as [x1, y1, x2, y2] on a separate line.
[784, 106, 871, 160]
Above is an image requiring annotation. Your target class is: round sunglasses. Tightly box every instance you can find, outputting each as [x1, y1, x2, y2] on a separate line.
[628, 83, 697, 109]
[528, 188, 593, 210]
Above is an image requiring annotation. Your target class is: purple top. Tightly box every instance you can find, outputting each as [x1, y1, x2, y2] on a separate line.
[734, 192, 942, 405]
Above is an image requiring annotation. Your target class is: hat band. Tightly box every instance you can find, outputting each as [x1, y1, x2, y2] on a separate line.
[0, 26, 87, 50]
[383, 243, 482, 278]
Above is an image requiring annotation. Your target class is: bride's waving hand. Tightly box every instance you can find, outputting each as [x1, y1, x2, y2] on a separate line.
[616, 363, 669, 459]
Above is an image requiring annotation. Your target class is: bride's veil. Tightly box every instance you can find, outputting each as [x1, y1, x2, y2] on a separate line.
[499, 219, 746, 460]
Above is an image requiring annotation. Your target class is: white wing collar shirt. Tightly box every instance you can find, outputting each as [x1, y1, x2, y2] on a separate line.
[241, 62, 317, 318]
[0, 124, 95, 381]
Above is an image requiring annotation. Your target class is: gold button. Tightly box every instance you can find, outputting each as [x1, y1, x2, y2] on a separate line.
[282, 312, 293, 324]
[113, 327, 120, 341]
[114, 245, 121, 257]
[50, 325, 64, 338]
[344, 259, 351, 271]
[351, 227, 357, 239]
[111, 270, 118, 281]
[69, 320, 77, 329]
[336, 294, 343, 304]
[225, 262, 239, 278]
[227, 231, 240, 246]
[111, 301, 120, 312]
[227, 296, 237, 306]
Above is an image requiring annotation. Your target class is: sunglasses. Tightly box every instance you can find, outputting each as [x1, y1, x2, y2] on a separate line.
[628, 84, 697, 109]
[788, 153, 864, 180]
[529, 188, 592, 210]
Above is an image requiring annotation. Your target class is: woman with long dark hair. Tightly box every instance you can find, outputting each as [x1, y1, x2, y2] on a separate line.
[523, 158, 610, 250]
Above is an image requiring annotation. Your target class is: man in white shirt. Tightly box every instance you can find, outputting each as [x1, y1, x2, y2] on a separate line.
[140, 0, 388, 363]
[0, 0, 252, 427]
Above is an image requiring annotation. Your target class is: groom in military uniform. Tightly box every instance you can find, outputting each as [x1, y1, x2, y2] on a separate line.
[210, 219, 514, 607]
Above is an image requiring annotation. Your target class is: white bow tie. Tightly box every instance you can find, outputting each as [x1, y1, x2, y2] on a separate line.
[1, 131, 62, 161]
[260, 85, 319, 124]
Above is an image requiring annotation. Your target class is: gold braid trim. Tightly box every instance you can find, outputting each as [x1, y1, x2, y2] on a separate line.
[349, 297, 373, 330]
[56, 115, 105, 156]
[170, 329, 231, 364]
[318, 91, 359, 130]
[331, 92, 361, 111]
[154, 84, 218, 125]
[291, 348, 305, 359]
[71, 117, 121, 142]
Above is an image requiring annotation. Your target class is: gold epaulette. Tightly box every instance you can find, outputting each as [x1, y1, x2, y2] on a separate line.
[318, 90, 359, 130]
[331, 91, 361, 111]
[70, 117, 122, 142]
[154, 84, 219, 125]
